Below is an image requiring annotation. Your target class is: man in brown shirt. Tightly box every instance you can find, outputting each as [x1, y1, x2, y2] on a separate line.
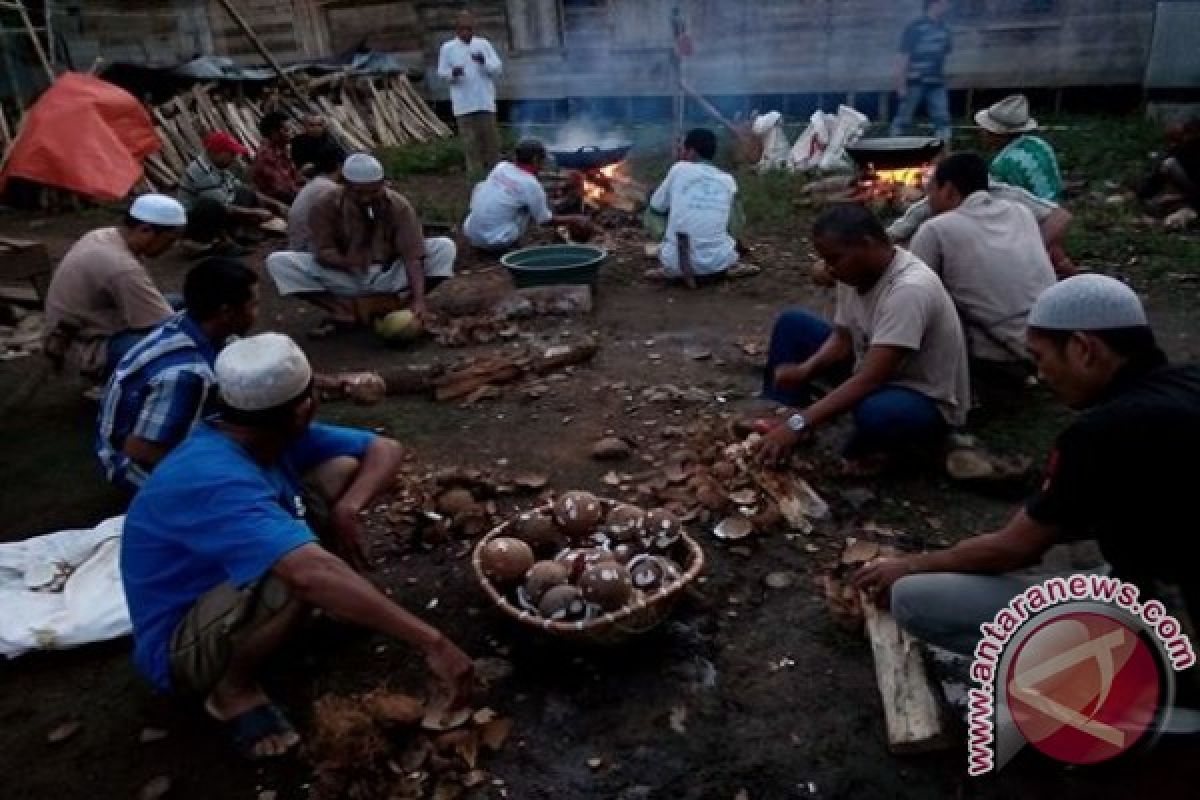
[265, 154, 455, 326]
[44, 194, 187, 378]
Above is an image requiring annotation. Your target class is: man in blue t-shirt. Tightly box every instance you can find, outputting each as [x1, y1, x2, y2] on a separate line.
[890, 0, 954, 143]
[121, 333, 473, 760]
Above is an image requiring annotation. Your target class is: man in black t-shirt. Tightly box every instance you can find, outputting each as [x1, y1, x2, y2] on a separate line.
[291, 114, 346, 179]
[854, 274, 1200, 656]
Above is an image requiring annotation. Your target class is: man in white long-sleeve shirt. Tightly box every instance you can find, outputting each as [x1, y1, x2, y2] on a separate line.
[438, 10, 502, 177]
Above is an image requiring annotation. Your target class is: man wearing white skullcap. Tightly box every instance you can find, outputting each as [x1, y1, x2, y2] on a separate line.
[856, 274, 1200, 660]
[44, 194, 187, 377]
[265, 153, 455, 334]
[121, 333, 473, 758]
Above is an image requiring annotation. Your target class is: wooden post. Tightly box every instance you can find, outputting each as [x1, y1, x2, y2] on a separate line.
[213, 0, 302, 97]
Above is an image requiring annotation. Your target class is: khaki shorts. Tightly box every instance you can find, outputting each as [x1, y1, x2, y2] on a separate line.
[168, 575, 292, 694]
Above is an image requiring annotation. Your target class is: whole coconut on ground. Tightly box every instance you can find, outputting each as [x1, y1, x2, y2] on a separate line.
[374, 310, 423, 343]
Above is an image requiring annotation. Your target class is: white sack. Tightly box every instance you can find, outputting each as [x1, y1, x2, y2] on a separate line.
[0, 516, 130, 658]
[789, 105, 870, 172]
[751, 111, 792, 172]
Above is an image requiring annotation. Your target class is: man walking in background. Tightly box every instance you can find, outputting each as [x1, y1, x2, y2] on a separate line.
[890, 0, 954, 143]
[438, 10, 503, 177]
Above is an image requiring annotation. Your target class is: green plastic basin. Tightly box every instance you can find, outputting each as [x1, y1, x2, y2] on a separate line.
[500, 244, 608, 288]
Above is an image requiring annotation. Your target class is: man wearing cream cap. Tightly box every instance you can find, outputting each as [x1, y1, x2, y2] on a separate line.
[266, 153, 456, 333]
[121, 333, 472, 759]
[854, 275, 1200, 656]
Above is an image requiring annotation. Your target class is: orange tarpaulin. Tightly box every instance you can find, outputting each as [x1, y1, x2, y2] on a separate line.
[0, 73, 160, 201]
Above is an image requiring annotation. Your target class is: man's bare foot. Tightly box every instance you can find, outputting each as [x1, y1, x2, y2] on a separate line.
[205, 683, 299, 759]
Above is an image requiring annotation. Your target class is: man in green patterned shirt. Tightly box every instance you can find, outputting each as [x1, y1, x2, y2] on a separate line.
[975, 94, 1063, 203]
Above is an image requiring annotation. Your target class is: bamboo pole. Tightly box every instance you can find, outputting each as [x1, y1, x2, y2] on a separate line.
[213, 0, 301, 96]
[4, 0, 52, 82]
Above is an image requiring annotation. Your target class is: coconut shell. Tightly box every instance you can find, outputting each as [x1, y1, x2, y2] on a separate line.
[553, 490, 604, 540]
[605, 503, 646, 542]
[629, 556, 667, 591]
[643, 508, 682, 550]
[512, 511, 565, 554]
[578, 563, 633, 611]
[524, 560, 569, 604]
[537, 584, 587, 620]
[361, 691, 425, 726]
[480, 537, 535, 587]
[437, 488, 479, 517]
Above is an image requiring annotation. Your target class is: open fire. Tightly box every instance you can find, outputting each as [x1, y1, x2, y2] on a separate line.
[854, 164, 934, 205]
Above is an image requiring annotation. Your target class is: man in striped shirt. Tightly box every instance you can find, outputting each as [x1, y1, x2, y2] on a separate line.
[97, 259, 259, 492]
[975, 94, 1064, 203]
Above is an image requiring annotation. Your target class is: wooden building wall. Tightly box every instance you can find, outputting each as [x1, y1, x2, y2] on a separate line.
[44, 0, 1171, 96]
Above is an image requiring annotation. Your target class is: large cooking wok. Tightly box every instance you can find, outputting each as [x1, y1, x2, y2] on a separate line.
[548, 142, 633, 171]
[845, 136, 944, 170]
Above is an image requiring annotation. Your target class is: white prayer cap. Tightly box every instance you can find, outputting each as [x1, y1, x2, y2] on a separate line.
[129, 193, 187, 227]
[1028, 274, 1148, 331]
[342, 153, 385, 184]
[215, 333, 313, 412]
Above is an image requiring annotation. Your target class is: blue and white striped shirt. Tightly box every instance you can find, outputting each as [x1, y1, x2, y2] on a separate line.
[96, 312, 219, 492]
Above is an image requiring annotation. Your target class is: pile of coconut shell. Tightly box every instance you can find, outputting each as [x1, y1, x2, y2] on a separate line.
[598, 421, 830, 542]
[383, 463, 553, 550]
[309, 691, 512, 800]
[475, 491, 703, 636]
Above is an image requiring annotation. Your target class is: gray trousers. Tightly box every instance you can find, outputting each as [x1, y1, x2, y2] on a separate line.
[891, 571, 1073, 655]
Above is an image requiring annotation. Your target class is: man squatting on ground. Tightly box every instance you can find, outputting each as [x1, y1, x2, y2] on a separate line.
[644, 128, 742, 288]
[43, 194, 187, 379]
[854, 275, 1200, 664]
[178, 132, 288, 250]
[909, 153, 1057, 405]
[757, 204, 970, 474]
[266, 153, 456, 325]
[120, 333, 474, 759]
[463, 138, 593, 252]
[97, 258, 259, 493]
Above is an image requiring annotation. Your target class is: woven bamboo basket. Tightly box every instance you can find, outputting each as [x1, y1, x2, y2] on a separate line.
[471, 500, 706, 645]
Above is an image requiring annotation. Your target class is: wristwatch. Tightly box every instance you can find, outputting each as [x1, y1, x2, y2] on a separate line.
[785, 413, 808, 433]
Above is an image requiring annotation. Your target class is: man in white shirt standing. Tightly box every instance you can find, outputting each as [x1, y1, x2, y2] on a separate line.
[463, 139, 592, 252]
[646, 128, 739, 288]
[438, 10, 503, 178]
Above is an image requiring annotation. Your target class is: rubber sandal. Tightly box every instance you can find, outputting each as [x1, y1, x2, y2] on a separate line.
[220, 703, 298, 761]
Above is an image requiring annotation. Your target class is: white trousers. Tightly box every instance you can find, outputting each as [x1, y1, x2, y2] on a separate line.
[266, 237, 456, 297]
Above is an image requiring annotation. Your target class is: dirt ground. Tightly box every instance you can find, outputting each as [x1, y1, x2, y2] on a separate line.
[3, 126, 1200, 799]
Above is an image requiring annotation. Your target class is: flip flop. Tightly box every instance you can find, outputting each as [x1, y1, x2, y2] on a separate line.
[217, 703, 298, 761]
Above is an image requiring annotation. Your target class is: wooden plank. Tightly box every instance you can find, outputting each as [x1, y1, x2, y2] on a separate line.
[860, 593, 950, 754]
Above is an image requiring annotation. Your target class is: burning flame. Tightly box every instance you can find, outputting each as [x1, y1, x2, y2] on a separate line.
[582, 164, 622, 205]
[872, 166, 931, 188]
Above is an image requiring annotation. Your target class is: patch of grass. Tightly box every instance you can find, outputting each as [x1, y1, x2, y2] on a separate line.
[381, 139, 466, 176]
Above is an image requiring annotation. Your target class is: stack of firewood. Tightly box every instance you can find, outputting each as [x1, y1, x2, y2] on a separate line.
[142, 73, 452, 192]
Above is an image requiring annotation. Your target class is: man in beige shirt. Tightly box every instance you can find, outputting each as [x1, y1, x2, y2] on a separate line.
[44, 194, 187, 378]
[911, 152, 1056, 403]
[759, 204, 970, 473]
